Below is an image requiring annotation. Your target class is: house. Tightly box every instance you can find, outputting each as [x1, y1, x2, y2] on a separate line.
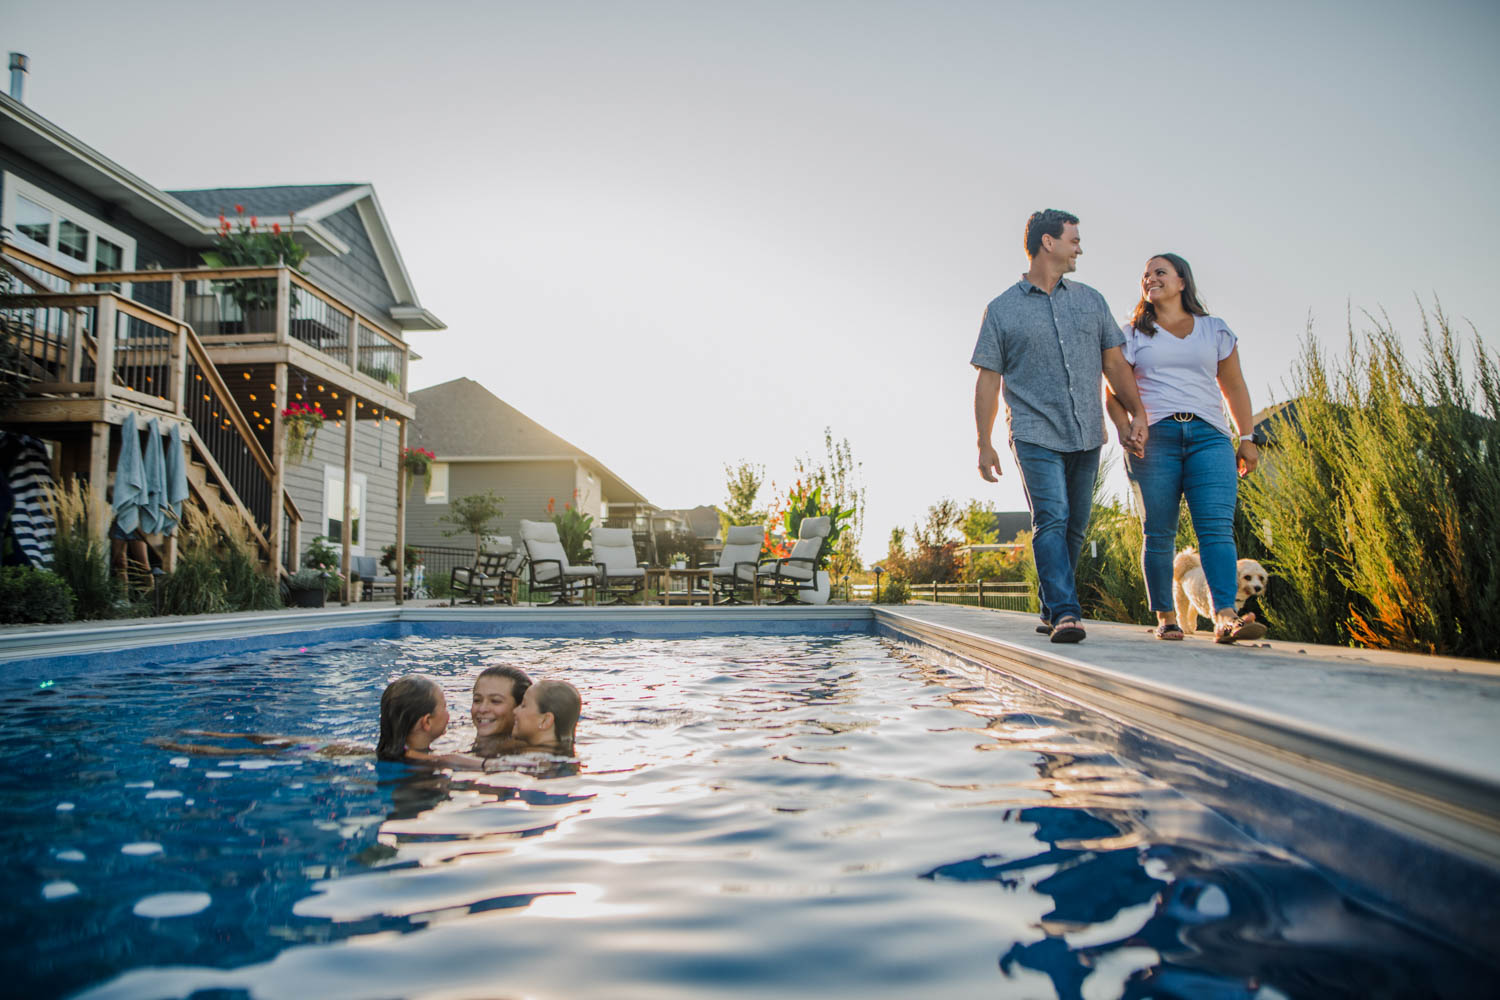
[405, 378, 650, 572]
[0, 84, 440, 592]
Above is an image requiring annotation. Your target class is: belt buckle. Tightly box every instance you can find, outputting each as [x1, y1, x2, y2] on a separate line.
[1171, 412, 1195, 423]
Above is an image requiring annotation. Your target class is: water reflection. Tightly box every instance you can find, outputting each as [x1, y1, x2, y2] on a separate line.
[904, 649, 1493, 999]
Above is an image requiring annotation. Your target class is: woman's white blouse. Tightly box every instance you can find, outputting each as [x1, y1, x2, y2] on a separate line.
[1120, 315, 1238, 435]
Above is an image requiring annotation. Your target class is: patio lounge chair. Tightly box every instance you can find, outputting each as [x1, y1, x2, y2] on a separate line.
[591, 526, 647, 605]
[520, 519, 598, 605]
[451, 535, 522, 606]
[351, 554, 399, 601]
[704, 524, 765, 604]
[756, 516, 832, 604]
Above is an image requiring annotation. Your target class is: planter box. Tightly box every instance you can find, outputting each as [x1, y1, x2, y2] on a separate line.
[288, 586, 326, 609]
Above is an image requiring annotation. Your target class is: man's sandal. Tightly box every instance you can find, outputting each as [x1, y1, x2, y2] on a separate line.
[1154, 622, 1185, 640]
[1050, 619, 1086, 643]
[1215, 615, 1268, 644]
[1036, 623, 1054, 635]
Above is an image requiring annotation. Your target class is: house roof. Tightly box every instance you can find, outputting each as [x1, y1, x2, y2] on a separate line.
[992, 511, 1032, 543]
[409, 378, 649, 504]
[0, 94, 442, 331]
[168, 184, 444, 331]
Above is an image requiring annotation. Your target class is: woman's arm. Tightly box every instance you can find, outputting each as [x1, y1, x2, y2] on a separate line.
[1216, 347, 1259, 476]
[406, 749, 488, 769]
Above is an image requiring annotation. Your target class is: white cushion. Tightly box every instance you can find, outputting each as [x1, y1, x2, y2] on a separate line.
[521, 519, 572, 581]
[592, 527, 641, 575]
[771, 560, 815, 581]
[724, 525, 763, 545]
[480, 534, 513, 554]
[797, 516, 831, 541]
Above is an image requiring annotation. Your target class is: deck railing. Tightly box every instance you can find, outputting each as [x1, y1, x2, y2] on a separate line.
[897, 580, 1037, 611]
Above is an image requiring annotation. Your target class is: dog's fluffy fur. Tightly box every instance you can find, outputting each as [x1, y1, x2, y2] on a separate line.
[1171, 548, 1268, 633]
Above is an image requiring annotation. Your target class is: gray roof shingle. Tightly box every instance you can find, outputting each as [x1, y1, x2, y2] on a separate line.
[165, 184, 361, 218]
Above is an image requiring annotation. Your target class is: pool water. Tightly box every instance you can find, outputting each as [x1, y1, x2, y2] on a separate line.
[2, 633, 1492, 999]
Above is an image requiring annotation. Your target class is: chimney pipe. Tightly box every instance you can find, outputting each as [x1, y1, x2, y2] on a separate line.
[9, 53, 27, 103]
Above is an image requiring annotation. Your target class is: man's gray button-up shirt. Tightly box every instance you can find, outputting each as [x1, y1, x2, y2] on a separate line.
[970, 276, 1124, 453]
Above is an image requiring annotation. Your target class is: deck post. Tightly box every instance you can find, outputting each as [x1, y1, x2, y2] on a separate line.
[275, 268, 290, 345]
[88, 421, 110, 541]
[270, 362, 288, 575]
[94, 296, 116, 399]
[396, 418, 407, 605]
[341, 398, 355, 605]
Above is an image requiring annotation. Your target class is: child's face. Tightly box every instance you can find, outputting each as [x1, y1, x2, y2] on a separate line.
[471, 676, 518, 738]
[511, 686, 546, 743]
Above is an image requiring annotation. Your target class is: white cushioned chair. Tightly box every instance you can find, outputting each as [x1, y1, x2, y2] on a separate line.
[592, 526, 647, 604]
[521, 519, 598, 605]
[756, 516, 831, 603]
[705, 524, 765, 604]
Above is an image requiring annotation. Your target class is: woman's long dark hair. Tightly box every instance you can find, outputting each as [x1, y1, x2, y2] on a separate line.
[1130, 252, 1208, 336]
[377, 675, 440, 761]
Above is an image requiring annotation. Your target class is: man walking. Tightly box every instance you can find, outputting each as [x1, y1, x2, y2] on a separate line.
[972, 209, 1147, 643]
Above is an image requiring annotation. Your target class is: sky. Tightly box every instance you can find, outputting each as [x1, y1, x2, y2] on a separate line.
[8, 0, 1498, 564]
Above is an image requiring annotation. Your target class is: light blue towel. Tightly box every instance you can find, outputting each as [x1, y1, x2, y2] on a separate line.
[111, 412, 147, 535]
[163, 423, 190, 537]
[140, 419, 168, 535]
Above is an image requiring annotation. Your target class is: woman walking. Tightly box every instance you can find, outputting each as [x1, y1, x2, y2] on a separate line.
[1107, 253, 1266, 643]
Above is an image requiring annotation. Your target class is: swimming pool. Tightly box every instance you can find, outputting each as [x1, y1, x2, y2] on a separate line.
[4, 629, 1494, 999]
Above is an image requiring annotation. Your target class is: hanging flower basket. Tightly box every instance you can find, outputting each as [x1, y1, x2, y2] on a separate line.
[401, 446, 436, 489]
[282, 402, 326, 464]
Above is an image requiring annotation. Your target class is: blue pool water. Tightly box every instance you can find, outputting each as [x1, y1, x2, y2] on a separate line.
[2, 632, 1493, 999]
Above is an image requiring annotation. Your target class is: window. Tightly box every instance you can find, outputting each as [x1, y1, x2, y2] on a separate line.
[323, 466, 367, 553]
[425, 462, 448, 503]
[1, 172, 136, 278]
[14, 195, 50, 244]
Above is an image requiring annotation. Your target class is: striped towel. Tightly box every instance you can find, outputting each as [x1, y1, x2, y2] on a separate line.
[1, 432, 55, 568]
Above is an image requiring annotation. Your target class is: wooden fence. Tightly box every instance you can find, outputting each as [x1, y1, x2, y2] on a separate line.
[861, 580, 1037, 611]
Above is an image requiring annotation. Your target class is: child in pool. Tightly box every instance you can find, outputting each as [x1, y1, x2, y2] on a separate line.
[377, 674, 485, 767]
[484, 679, 581, 769]
[470, 665, 532, 756]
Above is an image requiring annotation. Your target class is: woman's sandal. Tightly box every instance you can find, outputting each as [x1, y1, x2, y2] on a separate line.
[1050, 619, 1086, 644]
[1214, 615, 1268, 644]
[1154, 622, 1185, 640]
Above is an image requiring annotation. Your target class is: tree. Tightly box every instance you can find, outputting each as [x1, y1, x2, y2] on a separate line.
[793, 428, 867, 578]
[887, 499, 963, 583]
[440, 491, 505, 552]
[719, 461, 766, 537]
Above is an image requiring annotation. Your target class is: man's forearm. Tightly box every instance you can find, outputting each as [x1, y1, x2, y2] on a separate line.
[974, 369, 1002, 445]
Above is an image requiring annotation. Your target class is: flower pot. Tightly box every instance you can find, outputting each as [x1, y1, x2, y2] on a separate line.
[804, 574, 831, 605]
[288, 585, 325, 608]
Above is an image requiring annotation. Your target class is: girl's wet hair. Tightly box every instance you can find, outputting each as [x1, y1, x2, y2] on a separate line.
[476, 664, 531, 704]
[532, 679, 582, 751]
[377, 675, 440, 761]
[1130, 252, 1208, 336]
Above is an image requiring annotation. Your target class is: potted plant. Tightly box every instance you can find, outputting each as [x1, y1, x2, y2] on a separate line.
[400, 446, 435, 491]
[286, 568, 329, 608]
[201, 205, 309, 331]
[282, 402, 325, 464]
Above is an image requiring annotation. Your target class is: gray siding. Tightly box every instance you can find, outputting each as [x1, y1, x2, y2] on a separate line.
[286, 416, 402, 564]
[303, 205, 400, 331]
[0, 147, 193, 270]
[406, 460, 577, 552]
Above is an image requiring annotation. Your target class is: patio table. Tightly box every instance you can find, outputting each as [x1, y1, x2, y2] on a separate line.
[647, 566, 712, 606]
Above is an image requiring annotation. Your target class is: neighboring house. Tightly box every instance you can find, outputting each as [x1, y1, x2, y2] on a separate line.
[655, 504, 724, 561]
[0, 88, 441, 585]
[406, 378, 650, 554]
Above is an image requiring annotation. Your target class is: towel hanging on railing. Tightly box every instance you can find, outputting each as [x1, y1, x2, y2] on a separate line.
[0, 431, 55, 568]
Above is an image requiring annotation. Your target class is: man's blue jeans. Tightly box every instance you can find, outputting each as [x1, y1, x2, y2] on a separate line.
[1011, 440, 1100, 625]
[1124, 416, 1239, 614]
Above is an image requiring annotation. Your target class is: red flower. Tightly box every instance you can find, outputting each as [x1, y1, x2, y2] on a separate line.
[218, 214, 227, 227]
[250, 216, 258, 227]
[272, 222, 281, 234]
[235, 204, 244, 213]
[546, 497, 555, 515]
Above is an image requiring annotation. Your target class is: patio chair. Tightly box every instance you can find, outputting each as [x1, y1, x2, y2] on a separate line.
[520, 519, 598, 605]
[591, 526, 647, 605]
[450, 535, 516, 606]
[350, 555, 398, 601]
[756, 516, 832, 604]
[704, 524, 765, 604]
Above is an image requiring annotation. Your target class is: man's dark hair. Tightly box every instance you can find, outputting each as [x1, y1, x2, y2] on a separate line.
[1024, 209, 1080, 260]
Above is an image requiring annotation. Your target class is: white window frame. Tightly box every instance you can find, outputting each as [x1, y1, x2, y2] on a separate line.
[1, 171, 137, 280]
[322, 465, 368, 555]
[425, 462, 449, 503]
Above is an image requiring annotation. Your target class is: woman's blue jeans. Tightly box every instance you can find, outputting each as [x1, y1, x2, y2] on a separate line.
[1124, 417, 1239, 614]
[1011, 440, 1100, 625]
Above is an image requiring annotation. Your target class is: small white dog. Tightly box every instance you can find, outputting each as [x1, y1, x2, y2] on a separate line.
[1172, 548, 1268, 634]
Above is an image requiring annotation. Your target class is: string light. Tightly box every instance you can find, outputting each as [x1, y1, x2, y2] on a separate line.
[269, 382, 277, 390]
[242, 372, 250, 380]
